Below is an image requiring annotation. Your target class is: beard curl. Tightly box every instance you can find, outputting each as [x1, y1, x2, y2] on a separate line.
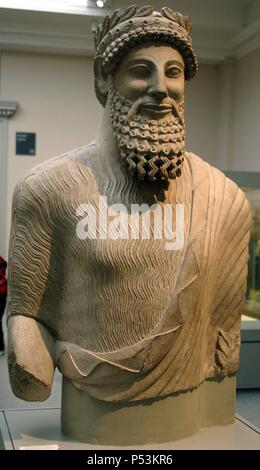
[109, 87, 186, 182]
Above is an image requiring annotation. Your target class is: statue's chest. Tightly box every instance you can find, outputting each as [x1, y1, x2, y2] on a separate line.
[73, 200, 184, 280]
[55, 182, 189, 288]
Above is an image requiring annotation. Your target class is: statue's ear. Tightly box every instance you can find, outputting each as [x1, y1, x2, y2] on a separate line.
[94, 56, 112, 106]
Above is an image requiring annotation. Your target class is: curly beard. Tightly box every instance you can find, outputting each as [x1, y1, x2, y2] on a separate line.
[109, 87, 186, 183]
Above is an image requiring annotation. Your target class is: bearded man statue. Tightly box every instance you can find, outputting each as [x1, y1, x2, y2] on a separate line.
[7, 5, 252, 445]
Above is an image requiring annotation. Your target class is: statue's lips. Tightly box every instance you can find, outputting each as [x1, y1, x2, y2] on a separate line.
[140, 103, 173, 117]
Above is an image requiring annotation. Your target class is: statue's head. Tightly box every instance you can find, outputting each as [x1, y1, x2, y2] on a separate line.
[94, 5, 198, 182]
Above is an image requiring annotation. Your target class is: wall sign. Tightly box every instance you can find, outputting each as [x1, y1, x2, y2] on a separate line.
[16, 132, 36, 156]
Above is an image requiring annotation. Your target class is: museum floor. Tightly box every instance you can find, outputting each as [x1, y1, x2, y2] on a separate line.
[0, 322, 260, 430]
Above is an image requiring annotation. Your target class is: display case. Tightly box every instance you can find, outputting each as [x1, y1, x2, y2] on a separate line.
[225, 171, 260, 389]
[225, 171, 260, 319]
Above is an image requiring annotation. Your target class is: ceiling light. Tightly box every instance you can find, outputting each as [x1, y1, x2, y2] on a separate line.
[96, 0, 104, 7]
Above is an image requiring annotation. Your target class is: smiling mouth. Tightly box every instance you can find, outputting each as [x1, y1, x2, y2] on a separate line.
[140, 103, 173, 117]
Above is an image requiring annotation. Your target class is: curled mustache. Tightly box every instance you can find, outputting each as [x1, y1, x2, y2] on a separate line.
[126, 97, 184, 126]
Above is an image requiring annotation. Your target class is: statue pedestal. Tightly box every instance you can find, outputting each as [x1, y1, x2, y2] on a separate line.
[61, 376, 236, 445]
[2, 408, 260, 450]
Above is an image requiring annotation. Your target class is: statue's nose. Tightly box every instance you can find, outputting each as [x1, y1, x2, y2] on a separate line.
[148, 72, 168, 100]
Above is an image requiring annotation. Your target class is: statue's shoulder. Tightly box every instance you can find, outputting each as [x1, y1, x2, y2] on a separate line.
[187, 152, 251, 215]
[12, 143, 96, 204]
[187, 152, 233, 184]
[19, 142, 95, 184]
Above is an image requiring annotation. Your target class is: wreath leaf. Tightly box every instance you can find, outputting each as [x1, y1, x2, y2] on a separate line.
[174, 12, 186, 29]
[109, 9, 121, 29]
[94, 23, 102, 49]
[120, 4, 138, 22]
[185, 16, 192, 34]
[102, 14, 111, 37]
[135, 5, 154, 17]
[161, 7, 176, 22]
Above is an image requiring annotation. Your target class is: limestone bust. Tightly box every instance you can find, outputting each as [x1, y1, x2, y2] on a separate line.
[7, 5, 252, 445]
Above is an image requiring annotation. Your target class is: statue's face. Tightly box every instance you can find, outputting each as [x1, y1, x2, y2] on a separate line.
[108, 44, 186, 182]
[114, 44, 185, 120]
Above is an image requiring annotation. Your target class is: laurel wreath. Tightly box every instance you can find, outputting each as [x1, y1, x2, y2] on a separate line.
[94, 4, 192, 50]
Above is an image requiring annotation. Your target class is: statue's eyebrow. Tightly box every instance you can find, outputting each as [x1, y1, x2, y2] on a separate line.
[125, 58, 154, 68]
[165, 60, 185, 70]
[124, 58, 185, 71]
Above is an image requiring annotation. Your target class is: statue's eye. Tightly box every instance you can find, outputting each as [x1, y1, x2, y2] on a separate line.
[166, 67, 183, 78]
[128, 64, 151, 77]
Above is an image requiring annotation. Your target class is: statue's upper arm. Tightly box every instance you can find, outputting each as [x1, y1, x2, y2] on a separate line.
[7, 178, 56, 401]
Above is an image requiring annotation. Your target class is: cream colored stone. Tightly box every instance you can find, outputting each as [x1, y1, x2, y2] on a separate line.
[61, 376, 236, 445]
[7, 5, 252, 445]
[8, 316, 55, 401]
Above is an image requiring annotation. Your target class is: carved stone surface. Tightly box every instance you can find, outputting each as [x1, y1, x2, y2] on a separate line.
[7, 5, 252, 444]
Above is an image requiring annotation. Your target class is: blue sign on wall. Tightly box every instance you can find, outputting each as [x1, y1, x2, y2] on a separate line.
[16, 132, 36, 156]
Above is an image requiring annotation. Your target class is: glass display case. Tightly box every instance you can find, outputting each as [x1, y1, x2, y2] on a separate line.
[225, 171, 260, 320]
[225, 172, 260, 389]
